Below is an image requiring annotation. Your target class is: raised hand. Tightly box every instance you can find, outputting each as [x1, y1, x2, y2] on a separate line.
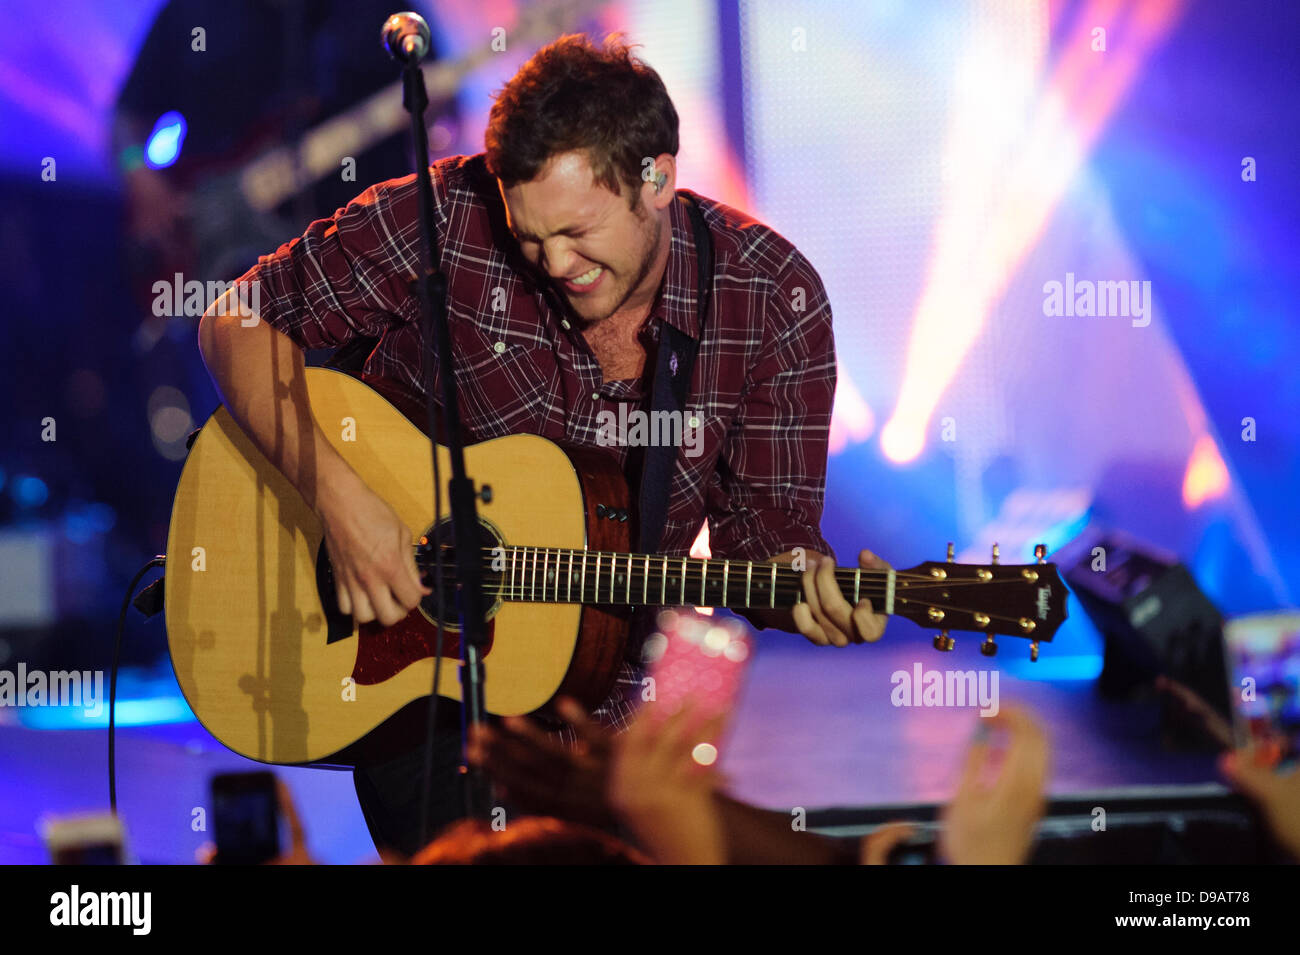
[939, 706, 1049, 865]
[467, 698, 618, 829]
[1220, 745, 1300, 860]
[607, 700, 729, 865]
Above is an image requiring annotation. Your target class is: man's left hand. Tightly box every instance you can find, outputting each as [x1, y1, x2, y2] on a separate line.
[791, 549, 890, 647]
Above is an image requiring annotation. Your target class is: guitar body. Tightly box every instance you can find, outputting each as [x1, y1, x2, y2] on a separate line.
[165, 368, 631, 766]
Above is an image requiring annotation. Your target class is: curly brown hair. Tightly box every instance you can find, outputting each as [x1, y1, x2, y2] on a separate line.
[411, 817, 649, 865]
[485, 33, 679, 205]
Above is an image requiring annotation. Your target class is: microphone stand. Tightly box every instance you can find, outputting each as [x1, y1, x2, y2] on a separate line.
[390, 24, 492, 829]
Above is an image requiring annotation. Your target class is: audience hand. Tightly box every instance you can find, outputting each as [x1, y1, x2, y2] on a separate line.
[1220, 745, 1300, 860]
[859, 822, 917, 864]
[466, 697, 618, 829]
[607, 700, 729, 865]
[939, 706, 1049, 865]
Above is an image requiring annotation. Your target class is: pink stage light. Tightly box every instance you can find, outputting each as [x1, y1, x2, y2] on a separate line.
[1182, 433, 1231, 509]
[882, 0, 1186, 464]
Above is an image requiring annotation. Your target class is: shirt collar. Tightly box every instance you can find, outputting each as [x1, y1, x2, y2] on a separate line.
[653, 191, 703, 341]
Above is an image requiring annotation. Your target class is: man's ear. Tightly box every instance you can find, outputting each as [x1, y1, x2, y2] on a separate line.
[642, 154, 677, 211]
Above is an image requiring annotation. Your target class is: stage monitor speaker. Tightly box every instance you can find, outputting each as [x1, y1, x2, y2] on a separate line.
[1060, 530, 1229, 720]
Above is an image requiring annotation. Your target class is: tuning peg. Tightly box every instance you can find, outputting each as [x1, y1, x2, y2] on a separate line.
[991, 542, 1000, 565]
[1029, 640, 1040, 662]
[933, 631, 954, 652]
[1034, 543, 1046, 564]
[946, 541, 954, 562]
[980, 635, 998, 656]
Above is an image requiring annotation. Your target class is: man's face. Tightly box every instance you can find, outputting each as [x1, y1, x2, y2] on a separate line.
[500, 151, 663, 325]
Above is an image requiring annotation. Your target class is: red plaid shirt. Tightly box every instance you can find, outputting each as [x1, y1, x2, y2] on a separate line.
[239, 154, 836, 730]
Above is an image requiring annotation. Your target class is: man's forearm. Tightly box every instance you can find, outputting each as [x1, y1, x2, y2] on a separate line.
[197, 292, 359, 518]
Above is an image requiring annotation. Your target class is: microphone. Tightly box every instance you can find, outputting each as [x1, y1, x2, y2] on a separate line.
[382, 12, 431, 65]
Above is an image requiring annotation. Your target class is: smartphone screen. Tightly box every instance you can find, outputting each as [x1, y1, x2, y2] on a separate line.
[641, 609, 753, 728]
[211, 771, 281, 865]
[1222, 611, 1300, 761]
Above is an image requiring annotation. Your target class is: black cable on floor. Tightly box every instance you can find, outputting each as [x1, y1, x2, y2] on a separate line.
[110, 556, 166, 814]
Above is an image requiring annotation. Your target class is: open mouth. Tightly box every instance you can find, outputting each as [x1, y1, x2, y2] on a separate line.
[562, 266, 605, 294]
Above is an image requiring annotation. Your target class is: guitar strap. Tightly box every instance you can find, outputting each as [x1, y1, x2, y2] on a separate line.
[324, 333, 381, 374]
[637, 192, 713, 555]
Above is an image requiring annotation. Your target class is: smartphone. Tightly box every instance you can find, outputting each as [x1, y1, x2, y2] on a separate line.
[211, 770, 281, 865]
[641, 609, 753, 728]
[40, 811, 128, 865]
[1222, 611, 1300, 763]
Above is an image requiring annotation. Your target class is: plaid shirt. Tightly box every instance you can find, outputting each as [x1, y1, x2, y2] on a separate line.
[239, 154, 836, 732]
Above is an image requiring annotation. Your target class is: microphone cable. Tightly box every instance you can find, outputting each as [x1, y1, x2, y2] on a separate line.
[109, 556, 167, 814]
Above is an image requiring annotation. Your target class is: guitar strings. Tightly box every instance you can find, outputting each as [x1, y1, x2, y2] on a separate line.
[411, 543, 1037, 586]
[412, 561, 1037, 598]
[417, 574, 1037, 629]
[404, 560, 1042, 627]
[410, 554, 1040, 593]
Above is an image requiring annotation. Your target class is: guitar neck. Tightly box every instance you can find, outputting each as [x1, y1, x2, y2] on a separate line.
[418, 540, 1069, 647]
[477, 546, 893, 613]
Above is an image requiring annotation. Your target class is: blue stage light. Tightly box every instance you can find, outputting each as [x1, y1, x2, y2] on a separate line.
[17, 695, 195, 730]
[144, 111, 187, 170]
[12, 475, 48, 509]
[62, 500, 117, 543]
[1004, 654, 1105, 682]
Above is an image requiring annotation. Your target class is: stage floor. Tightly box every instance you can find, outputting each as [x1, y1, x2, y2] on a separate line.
[0, 623, 1220, 864]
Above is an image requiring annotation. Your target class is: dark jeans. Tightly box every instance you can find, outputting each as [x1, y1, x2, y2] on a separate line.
[351, 698, 479, 858]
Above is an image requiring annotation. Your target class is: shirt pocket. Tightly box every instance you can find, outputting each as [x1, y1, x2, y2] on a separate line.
[448, 320, 557, 439]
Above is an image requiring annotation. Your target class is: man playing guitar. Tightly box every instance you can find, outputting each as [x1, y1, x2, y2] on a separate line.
[197, 33, 888, 856]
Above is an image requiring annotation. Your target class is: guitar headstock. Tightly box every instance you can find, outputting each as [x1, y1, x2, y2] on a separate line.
[892, 543, 1069, 660]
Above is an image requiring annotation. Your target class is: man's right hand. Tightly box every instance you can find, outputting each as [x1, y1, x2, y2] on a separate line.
[317, 473, 431, 627]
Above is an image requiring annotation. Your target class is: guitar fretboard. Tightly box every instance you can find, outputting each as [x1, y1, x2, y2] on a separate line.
[422, 546, 899, 614]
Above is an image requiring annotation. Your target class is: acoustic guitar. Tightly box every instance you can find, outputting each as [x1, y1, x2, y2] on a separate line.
[165, 368, 1069, 765]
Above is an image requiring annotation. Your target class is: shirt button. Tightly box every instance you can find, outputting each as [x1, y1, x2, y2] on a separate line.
[493, 341, 506, 354]
[560, 319, 571, 330]
[591, 391, 601, 401]
[688, 416, 700, 429]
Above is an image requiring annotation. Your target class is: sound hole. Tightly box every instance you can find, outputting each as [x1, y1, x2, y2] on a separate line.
[415, 516, 506, 627]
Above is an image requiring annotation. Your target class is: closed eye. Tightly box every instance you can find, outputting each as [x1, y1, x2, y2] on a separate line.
[512, 229, 587, 243]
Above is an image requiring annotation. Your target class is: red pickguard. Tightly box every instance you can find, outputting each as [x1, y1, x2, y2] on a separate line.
[351, 613, 495, 685]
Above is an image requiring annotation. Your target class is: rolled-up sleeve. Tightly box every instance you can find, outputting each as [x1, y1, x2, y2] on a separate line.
[706, 251, 837, 563]
[235, 174, 425, 348]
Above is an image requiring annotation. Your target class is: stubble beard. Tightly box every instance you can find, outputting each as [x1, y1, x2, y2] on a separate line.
[574, 207, 664, 326]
